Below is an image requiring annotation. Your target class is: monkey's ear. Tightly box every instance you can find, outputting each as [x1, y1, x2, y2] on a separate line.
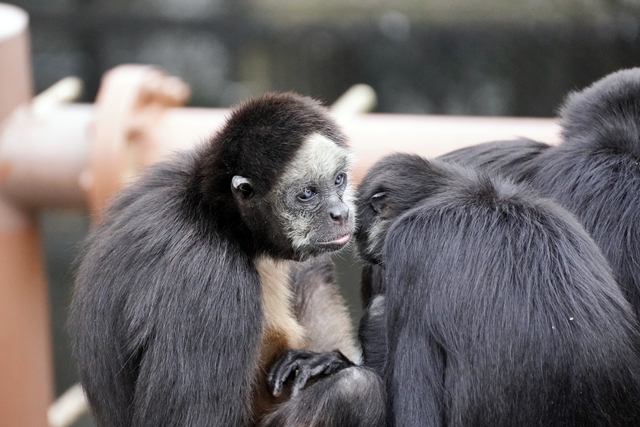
[231, 175, 254, 199]
[370, 192, 387, 215]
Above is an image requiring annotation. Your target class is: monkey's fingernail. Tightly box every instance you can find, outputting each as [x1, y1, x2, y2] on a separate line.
[272, 383, 282, 396]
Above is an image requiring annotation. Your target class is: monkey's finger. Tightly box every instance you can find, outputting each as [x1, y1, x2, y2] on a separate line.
[268, 359, 302, 397]
[290, 353, 351, 396]
[267, 354, 295, 387]
[267, 349, 316, 395]
[291, 366, 313, 397]
[310, 361, 329, 377]
[319, 352, 352, 375]
[268, 349, 315, 383]
[304, 351, 352, 377]
[270, 364, 298, 397]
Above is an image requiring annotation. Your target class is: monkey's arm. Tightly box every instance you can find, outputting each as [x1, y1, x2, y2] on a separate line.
[360, 263, 386, 309]
[358, 264, 387, 376]
[265, 255, 358, 395]
[384, 225, 446, 427]
[358, 293, 387, 377]
[259, 256, 386, 427]
[267, 258, 388, 394]
[130, 247, 262, 427]
[267, 255, 361, 395]
[290, 255, 360, 361]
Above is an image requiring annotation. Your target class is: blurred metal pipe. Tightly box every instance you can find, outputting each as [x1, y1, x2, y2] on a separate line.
[0, 104, 93, 209]
[0, 4, 53, 427]
[0, 3, 31, 120]
[0, 60, 563, 216]
[338, 113, 560, 183]
[83, 65, 190, 219]
[330, 84, 377, 115]
[0, 104, 561, 211]
[149, 108, 560, 185]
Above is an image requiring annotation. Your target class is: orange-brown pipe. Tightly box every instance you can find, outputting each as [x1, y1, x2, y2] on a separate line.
[0, 4, 53, 427]
[149, 108, 560, 185]
[0, 104, 561, 210]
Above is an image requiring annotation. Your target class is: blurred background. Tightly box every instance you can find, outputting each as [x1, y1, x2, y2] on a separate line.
[3, 0, 640, 425]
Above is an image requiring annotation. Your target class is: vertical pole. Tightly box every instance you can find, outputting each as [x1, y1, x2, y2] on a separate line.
[0, 4, 53, 427]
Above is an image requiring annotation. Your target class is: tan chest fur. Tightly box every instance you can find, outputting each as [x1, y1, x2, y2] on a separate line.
[256, 256, 306, 351]
[251, 256, 306, 423]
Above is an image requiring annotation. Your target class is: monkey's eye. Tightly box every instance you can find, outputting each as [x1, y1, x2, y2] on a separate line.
[335, 173, 346, 187]
[297, 187, 317, 201]
[237, 183, 253, 198]
[231, 175, 254, 199]
[370, 192, 387, 214]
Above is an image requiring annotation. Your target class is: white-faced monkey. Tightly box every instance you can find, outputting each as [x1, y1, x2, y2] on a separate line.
[69, 93, 384, 427]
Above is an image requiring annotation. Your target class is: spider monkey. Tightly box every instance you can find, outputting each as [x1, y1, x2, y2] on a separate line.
[69, 92, 384, 427]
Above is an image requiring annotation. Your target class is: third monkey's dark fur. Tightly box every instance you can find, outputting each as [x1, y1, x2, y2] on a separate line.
[356, 153, 640, 426]
[443, 68, 640, 321]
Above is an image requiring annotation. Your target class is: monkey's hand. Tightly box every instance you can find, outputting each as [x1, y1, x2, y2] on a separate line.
[267, 349, 353, 397]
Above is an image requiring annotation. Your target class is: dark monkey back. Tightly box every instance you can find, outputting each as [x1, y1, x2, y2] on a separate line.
[441, 68, 640, 321]
[356, 154, 640, 427]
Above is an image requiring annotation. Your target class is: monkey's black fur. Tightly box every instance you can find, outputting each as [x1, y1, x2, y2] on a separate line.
[360, 264, 386, 308]
[355, 139, 551, 379]
[442, 68, 640, 321]
[357, 276, 387, 377]
[69, 93, 377, 427]
[356, 153, 640, 426]
[72, 154, 263, 427]
[439, 138, 550, 182]
[527, 68, 640, 320]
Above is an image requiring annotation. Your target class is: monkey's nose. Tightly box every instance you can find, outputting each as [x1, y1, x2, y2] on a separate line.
[330, 202, 350, 225]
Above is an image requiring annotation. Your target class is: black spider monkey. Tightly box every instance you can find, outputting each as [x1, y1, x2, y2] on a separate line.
[69, 92, 384, 427]
[352, 137, 554, 379]
[443, 68, 640, 321]
[354, 153, 640, 426]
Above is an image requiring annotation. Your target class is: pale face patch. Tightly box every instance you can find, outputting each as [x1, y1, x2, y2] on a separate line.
[269, 133, 356, 253]
[281, 133, 354, 185]
[341, 180, 356, 217]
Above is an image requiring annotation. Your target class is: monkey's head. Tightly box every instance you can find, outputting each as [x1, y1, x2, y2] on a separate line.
[559, 67, 640, 158]
[201, 92, 356, 261]
[355, 153, 450, 265]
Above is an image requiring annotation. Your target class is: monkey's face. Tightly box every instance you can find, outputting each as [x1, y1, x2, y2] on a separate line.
[271, 133, 356, 260]
[355, 179, 392, 266]
[232, 133, 356, 260]
[355, 153, 438, 265]
[355, 163, 404, 266]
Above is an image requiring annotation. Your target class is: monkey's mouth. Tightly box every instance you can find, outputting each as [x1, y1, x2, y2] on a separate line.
[319, 233, 352, 247]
